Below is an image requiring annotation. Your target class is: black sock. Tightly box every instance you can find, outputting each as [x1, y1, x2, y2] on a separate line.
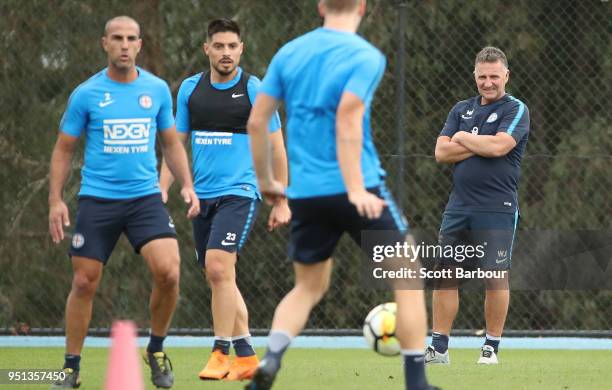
[233, 336, 256, 357]
[431, 332, 449, 354]
[402, 352, 428, 390]
[484, 334, 501, 353]
[63, 354, 81, 371]
[213, 338, 231, 355]
[147, 334, 166, 353]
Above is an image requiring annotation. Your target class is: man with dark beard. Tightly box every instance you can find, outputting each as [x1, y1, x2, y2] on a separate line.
[159, 18, 289, 381]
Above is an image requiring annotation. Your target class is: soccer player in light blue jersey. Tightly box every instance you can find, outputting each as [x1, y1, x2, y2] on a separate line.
[48, 16, 199, 389]
[159, 19, 289, 381]
[245, 1, 437, 389]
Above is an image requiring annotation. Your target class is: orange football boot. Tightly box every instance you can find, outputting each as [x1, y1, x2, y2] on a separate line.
[225, 355, 259, 381]
[198, 350, 231, 380]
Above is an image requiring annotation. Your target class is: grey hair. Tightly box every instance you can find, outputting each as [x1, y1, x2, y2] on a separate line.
[475, 46, 508, 69]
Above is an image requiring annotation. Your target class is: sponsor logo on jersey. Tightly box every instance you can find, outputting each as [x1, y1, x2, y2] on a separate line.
[103, 118, 151, 153]
[193, 131, 233, 146]
[231, 93, 245, 98]
[139, 94, 153, 109]
[487, 112, 498, 123]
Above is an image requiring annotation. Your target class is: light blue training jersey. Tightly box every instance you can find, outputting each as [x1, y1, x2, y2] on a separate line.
[259, 27, 386, 199]
[176, 67, 281, 199]
[60, 67, 174, 199]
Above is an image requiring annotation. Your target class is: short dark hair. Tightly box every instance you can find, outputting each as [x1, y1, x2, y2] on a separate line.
[321, 0, 361, 13]
[207, 18, 240, 41]
[475, 46, 508, 69]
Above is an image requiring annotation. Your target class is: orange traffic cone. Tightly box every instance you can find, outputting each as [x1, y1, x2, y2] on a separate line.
[104, 320, 144, 390]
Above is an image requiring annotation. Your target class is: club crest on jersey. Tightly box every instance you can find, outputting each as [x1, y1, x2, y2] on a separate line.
[72, 233, 85, 249]
[139, 94, 153, 109]
[486, 113, 498, 123]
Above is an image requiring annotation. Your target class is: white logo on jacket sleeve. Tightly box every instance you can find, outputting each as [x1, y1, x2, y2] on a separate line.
[103, 118, 151, 153]
[486, 113, 498, 123]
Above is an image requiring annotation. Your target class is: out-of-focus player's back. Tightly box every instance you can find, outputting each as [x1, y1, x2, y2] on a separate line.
[260, 27, 386, 199]
[246, 1, 438, 390]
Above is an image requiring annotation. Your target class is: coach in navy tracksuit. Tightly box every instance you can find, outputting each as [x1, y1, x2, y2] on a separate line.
[425, 47, 530, 366]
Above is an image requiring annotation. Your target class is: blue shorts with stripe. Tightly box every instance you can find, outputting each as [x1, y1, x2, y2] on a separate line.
[437, 210, 519, 270]
[192, 195, 259, 267]
[288, 185, 408, 264]
[69, 193, 177, 264]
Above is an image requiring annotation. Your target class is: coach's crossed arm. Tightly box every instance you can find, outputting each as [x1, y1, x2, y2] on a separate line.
[434, 135, 475, 163]
[451, 131, 517, 158]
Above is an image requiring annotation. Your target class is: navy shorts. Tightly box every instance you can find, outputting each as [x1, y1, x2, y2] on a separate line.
[192, 195, 259, 267]
[69, 193, 177, 264]
[437, 210, 519, 270]
[288, 185, 409, 264]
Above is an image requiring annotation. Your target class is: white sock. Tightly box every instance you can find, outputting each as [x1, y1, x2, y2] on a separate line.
[401, 349, 425, 356]
[268, 331, 292, 353]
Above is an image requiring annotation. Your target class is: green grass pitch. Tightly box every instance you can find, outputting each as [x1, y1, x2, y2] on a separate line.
[1, 347, 611, 389]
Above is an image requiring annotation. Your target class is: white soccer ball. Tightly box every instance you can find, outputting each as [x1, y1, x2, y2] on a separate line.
[363, 302, 400, 356]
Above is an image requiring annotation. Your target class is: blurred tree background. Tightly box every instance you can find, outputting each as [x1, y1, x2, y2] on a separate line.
[0, 0, 610, 334]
